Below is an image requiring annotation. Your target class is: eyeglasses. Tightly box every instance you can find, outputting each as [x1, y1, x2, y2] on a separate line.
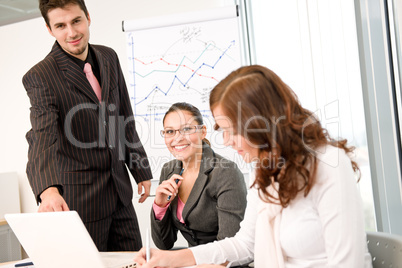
[160, 125, 204, 138]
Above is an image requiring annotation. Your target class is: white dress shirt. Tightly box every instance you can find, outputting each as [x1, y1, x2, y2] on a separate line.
[190, 145, 372, 267]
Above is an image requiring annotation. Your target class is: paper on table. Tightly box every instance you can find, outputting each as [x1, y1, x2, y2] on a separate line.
[1, 254, 134, 268]
[100, 252, 137, 268]
[0, 258, 34, 268]
[0, 254, 196, 268]
[105, 251, 196, 268]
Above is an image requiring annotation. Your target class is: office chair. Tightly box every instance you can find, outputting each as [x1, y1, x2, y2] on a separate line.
[366, 231, 402, 267]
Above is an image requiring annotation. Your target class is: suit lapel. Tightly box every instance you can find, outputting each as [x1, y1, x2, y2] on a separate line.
[182, 145, 215, 221]
[52, 42, 100, 104]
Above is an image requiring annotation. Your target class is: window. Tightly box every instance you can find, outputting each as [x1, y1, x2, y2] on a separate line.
[245, 0, 376, 230]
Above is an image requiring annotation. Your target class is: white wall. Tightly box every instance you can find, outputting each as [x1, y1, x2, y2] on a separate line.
[0, 0, 231, 247]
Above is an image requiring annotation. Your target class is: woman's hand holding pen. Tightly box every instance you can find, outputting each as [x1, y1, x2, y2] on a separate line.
[154, 174, 183, 207]
[134, 247, 168, 268]
[134, 247, 196, 268]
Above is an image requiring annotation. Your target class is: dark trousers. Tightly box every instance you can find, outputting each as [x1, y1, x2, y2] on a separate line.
[85, 200, 142, 251]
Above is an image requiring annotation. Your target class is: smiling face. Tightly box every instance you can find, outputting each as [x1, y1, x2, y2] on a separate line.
[46, 4, 91, 61]
[163, 110, 206, 162]
[212, 105, 259, 163]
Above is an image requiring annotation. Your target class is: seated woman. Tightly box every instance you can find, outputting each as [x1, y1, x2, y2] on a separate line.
[135, 66, 372, 267]
[151, 102, 247, 250]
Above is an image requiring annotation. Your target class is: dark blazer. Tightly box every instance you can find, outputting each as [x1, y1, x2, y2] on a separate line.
[23, 42, 152, 222]
[151, 144, 247, 249]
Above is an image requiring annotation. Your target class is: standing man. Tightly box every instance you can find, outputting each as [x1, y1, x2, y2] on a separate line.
[23, 0, 153, 251]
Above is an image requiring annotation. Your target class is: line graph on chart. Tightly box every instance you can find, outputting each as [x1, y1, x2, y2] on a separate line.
[126, 18, 242, 122]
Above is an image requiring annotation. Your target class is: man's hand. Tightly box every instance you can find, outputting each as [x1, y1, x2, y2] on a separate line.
[137, 180, 151, 203]
[38, 187, 69, 212]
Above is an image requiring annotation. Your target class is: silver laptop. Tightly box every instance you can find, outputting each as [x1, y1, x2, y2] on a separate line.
[5, 211, 137, 268]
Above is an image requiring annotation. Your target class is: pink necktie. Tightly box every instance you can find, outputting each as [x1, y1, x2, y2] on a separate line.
[84, 63, 102, 101]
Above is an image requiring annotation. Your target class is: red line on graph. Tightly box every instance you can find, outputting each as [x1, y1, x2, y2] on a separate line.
[134, 57, 218, 82]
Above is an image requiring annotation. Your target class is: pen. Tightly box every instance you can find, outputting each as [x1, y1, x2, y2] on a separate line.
[146, 228, 150, 262]
[167, 168, 184, 201]
[15, 262, 34, 267]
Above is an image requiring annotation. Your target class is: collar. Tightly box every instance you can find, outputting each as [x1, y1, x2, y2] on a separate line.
[56, 42, 96, 70]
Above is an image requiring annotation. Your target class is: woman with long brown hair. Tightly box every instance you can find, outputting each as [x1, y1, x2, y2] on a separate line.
[134, 65, 372, 267]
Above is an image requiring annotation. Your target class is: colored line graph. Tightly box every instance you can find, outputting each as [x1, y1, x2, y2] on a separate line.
[125, 19, 242, 120]
[133, 40, 235, 106]
[123, 15, 246, 175]
[134, 40, 236, 78]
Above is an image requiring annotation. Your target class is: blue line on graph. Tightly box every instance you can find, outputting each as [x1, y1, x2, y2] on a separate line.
[131, 40, 236, 108]
[135, 41, 236, 79]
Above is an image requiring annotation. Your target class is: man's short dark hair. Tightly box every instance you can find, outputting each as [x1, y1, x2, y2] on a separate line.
[39, 0, 89, 28]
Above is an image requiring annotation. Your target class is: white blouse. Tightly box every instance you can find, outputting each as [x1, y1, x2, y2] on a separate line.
[190, 146, 372, 267]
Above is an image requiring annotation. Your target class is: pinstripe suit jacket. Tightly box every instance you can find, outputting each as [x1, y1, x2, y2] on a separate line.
[23, 42, 152, 222]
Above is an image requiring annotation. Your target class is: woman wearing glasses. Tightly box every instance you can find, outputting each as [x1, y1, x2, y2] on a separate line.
[151, 102, 247, 250]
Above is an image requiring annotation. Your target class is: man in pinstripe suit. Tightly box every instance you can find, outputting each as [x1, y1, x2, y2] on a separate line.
[22, 0, 153, 251]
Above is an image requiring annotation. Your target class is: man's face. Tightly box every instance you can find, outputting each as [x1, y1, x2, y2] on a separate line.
[46, 4, 91, 61]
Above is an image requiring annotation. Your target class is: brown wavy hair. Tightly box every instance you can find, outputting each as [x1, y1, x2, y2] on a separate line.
[210, 65, 359, 207]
